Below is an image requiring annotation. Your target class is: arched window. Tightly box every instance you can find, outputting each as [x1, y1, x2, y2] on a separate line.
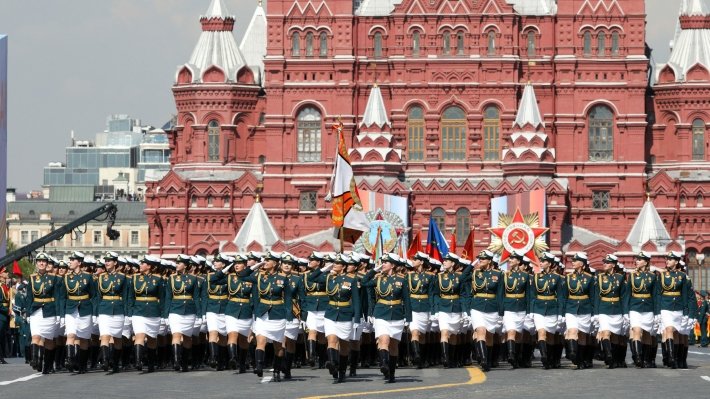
[680, 194, 687, 207]
[207, 120, 220, 161]
[319, 32, 328, 57]
[455, 208, 470, 245]
[374, 32, 383, 58]
[292, 32, 300, 56]
[443, 31, 451, 55]
[598, 32, 606, 56]
[583, 31, 592, 56]
[456, 31, 465, 55]
[527, 31, 536, 57]
[698, 193, 705, 208]
[588, 105, 614, 161]
[487, 31, 496, 55]
[441, 106, 467, 161]
[407, 106, 425, 161]
[297, 107, 322, 162]
[306, 32, 314, 57]
[483, 106, 500, 161]
[611, 31, 620, 56]
[693, 119, 705, 160]
[413, 31, 421, 57]
[432, 208, 446, 233]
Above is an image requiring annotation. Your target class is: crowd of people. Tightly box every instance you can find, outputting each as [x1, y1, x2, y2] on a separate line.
[0, 248, 707, 384]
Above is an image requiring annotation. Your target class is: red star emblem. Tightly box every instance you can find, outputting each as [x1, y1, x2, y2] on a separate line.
[488, 208, 549, 265]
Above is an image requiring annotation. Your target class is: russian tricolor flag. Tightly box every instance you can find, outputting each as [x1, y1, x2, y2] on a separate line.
[426, 217, 449, 262]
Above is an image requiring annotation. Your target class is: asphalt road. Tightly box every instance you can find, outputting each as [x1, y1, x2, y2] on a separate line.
[2, 348, 710, 399]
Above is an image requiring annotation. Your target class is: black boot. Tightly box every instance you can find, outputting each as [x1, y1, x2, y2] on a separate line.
[505, 340, 516, 369]
[538, 341, 549, 369]
[338, 355, 348, 383]
[112, 349, 122, 374]
[601, 340, 614, 369]
[89, 345, 98, 370]
[680, 344, 689, 369]
[272, 355, 282, 382]
[477, 341, 490, 372]
[101, 345, 111, 372]
[65, 344, 75, 372]
[491, 342, 500, 368]
[631, 340, 641, 367]
[306, 340, 316, 367]
[649, 340, 658, 368]
[568, 340, 579, 366]
[41, 349, 54, 374]
[617, 342, 627, 368]
[30, 344, 39, 370]
[54, 345, 64, 371]
[378, 349, 390, 379]
[181, 346, 191, 372]
[440, 342, 449, 368]
[410, 341, 422, 369]
[666, 338, 678, 369]
[238, 347, 248, 373]
[387, 356, 397, 383]
[147, 348, 156, 373]
[349, 350, 359, 376]
[217, 345, 227, 371]
[134, 345, 144, 371]
[661, 340, 669, 367]
[317, 343, 327, 369]
[173, 344, 182, 371]
[254, 349, 265, 377]
[326, 348, 339, 379]
[79, 349, 90, 374]
[584, 344, 594, 369]
[283, 352, 293, 380]
[228, 344, 238, 370]
[208, 342, 218, 368]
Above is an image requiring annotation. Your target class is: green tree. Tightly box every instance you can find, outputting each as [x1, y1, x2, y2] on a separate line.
[5, 239, 35, 277]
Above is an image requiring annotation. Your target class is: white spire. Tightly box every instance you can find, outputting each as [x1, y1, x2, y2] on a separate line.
[239, 2, 267, 85]
[625, 198, 673, 252]
[514, 83, 544, 129]
[360, 85, 391, 129]
[662, 0, 710, 82]
[203, 0, 232, 18]
[234, 201, 280, 251]
[511, 0, 557, 16]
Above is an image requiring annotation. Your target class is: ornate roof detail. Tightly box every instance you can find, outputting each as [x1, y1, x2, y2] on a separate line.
[234, 201, 280, 252]
[510, 0, 557, 16]
[239, 2, 267, 86]
[514, 82, 544, 129]
[625, 198, 673, 253]
[360, 85, 391, 129]
[657, 0, 710, 83]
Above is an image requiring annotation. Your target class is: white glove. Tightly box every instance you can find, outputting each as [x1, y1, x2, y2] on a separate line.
[300, 320, 307, 330]
[681, 315, 689, 327]
[404, 321, 409, 327]
[591, 315, 599, 324]
[60, 318, 65, 328]
[367, 315, 375, 324]
[195, 317, 203, 326]
[250, 261, 264, 271]
[557, 316, 565, 328]
[374, 262, 383, 272]
[352, 322, 360, 331]
[430, 313, 439, 322]
[524, 314, 534, 324]
[321, 263, 333, 273]
[623, 314, 630, 324]
[160, 318, 167, 328]
[689, 318, 697, 329]
[92, 315, 98, 324]
[222, 264, 232, 274]
[55, 316, 61, 324]
[124, 317, 132, 326]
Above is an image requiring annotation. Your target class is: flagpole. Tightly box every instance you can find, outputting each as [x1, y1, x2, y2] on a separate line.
[339, 227, 345, 253]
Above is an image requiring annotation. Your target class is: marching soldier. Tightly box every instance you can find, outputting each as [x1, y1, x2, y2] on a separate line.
[657, 251, 688, 369]
[209, 254, 254, 373]
[346, 254, 368, 376]
[468, 250, 503, 372]
[308, 253, 362, 383]
[433, 253, 469, 368]
[0, 265, 10, 365]
[28, 252, 62, 374]
[302, 252, 329, 368]
[203, 255, 230, 370]
[165, 254, 202, 372]
[128, 255, 164, 372]
[407, 252, 434, 369]
[529, 252, 564, 369]
[280, 252, 303, 380]
[593, 254, 629, 369]
[699, 291, 710, 347]
[502, 251, 530, 368]
[361, 253, 412, 383]
[561, 252, 595, 369]
[675, 258, 697, 369]
[627, 251, 658, 368]
[61, 251, 97, 374]
[243, 251, 294, 381]
[13, 276, 31, 365]
[97, 251, 128, 373]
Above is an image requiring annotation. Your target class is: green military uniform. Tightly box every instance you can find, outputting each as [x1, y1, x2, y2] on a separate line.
[361, 268, 412, 323]
[310, 269, 362, 324]
[27, 272, 62, 320]
[244, 271, 294, 321]
[210, 269, 254, 321]
[164, 273, 201, 318]
[469, 268, 504, 315]
[0, 281, 10, 363]
[96, 271, 128, 317]
[699, 294, 709, 347]
[627, 270, 657, 317]
[593, 272, 629, 317]
[60, 271, 97, 319]
[202, 272, 228, 318]
[560, 271, 595, 317]
[13, 282, 30, 361]
[407, 271, 434, 316]
[502, 270, 529, 315]
[127, 273, 164, 319]
[528, 271, 564, 317]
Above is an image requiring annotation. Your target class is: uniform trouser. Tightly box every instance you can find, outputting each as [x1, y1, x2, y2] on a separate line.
[701, 318, 709, 347]
[0, 318, 8, 358]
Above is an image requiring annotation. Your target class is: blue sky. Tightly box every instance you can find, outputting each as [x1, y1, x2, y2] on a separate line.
[0, 1, 682, 191]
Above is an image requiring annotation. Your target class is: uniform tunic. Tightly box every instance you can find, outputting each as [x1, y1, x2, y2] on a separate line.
[560, 271, 595, 334]
[28, 273, 62, 339]
[502, 270, 530, 332]
[203, 272, 229, 335]
[433, 270, 467, 334]
[407, 271, 434, 333]
[529, 272, 564, 334]
[164, 273, 201, 335]
[626, 271, 657, 332]
[210, 270, 254, 336]
[301, 269, 329, 333]
[60, 271, 97, 339]
[594, 273, 629, 334]
[128, 273, 164, 338]
[656, 270, 688, 331]
[311, 270, 362, 340]
[96, 271, 128, 337]
[361, 270, 412, 340]
[243, 271, 294, 342]
[468, 268, 504, 332]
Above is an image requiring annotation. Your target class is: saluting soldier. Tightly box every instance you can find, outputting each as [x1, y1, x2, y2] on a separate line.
[128, 255, 164, 373]
[501, 251, 530, 369]
[561, 252, 596, 369]
[165, 254, 202, 372]
[657, 251, 689, 369]
[243, 251, 294, 381]
[189, 256, 207, 370]
[361, 253, 412, 383]
[203, 254, 230, 370]
[407, 252, 435, 369]
[27, 252, 62, 374]
[593, 254, 629, 369]
[280, 252, 303, 380]
[60, 251, 97, 374]
[346, 253, 368, 376]
[468, 250, 503, 372]
[529, 252, 564, 369]
[96, 251, 128, 373]
[210, 254, 254, 373]
[302, 251, 329, 369]
[307, 253, 362, 383]
[627, 251, 658, 368]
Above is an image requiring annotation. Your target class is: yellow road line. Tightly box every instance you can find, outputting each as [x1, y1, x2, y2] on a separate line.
[299, 366, 487, 399]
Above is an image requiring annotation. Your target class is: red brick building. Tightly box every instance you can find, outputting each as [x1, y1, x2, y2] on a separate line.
[144, 0, 710, 286]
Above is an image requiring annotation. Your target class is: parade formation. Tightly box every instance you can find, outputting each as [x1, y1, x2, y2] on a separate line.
[1, 247, 702, 384]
